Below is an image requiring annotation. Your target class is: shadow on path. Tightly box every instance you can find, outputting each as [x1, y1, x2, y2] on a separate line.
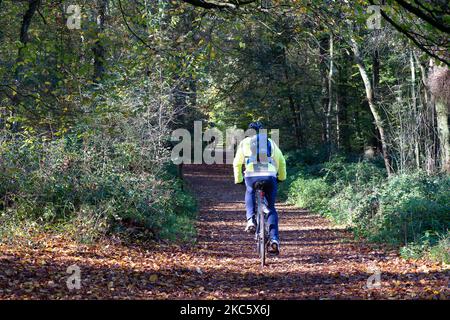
[0, 163, 447, 299]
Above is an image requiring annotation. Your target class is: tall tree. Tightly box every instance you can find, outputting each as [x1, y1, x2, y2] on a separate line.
[350, 36, 393, 176]
[429, 65, 450, 173]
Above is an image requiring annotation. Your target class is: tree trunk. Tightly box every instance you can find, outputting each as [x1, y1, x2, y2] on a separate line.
[337, 49, 351, 152]
[371, 48, 383, 153]
[16, 0, 40, 78]
[11, 0, 40, 131]
[429, 65, 450, 173]
[326, 34, 334, 153]
[335, 98, 340, 150]
[415, 55, 437, 173]
[319, 35, 330, 149]
[435, 99, 450, 172]
[409, 51, 420, 169]
[282, 46, 303, 148]
[93, 0, 107, 82]
[350, 37, 392, 176]
[372, 49, 379, 98]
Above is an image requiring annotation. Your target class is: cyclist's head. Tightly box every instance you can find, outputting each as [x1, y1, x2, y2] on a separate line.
[248, 121, 263, 132]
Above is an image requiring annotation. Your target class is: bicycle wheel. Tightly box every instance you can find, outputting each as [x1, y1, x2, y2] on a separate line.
[257, 190, 266, 267]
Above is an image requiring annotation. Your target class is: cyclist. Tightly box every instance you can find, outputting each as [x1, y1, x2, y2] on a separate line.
[233, 121, 287, 255]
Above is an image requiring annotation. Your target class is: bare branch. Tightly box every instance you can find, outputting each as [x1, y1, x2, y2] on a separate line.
[393, 0, 450, 34]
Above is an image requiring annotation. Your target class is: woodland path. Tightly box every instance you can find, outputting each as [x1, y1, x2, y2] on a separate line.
[0, 164, 448, 299]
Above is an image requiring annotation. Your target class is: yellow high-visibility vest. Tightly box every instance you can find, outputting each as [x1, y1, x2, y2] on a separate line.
[233, 136, 287, 184]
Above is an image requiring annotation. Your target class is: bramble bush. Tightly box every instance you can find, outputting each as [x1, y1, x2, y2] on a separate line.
[286, 155, 450, 263]
[0, 116, 197, 244]
[288, 175, 331, 212]
[361, 174, 449, 244]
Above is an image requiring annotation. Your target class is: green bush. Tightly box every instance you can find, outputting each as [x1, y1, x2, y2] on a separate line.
[322, 156, 386, 189]
[287, 158, 386, 220]
[0, 129, 197, 244]
[428, 233, 450, 264]
[400, 231, 449, 264]
[286, 157, 449, 262]
[364, 174, 450, 245]
[327, 186, 376, 226]
[284, 147, 329, 167]
[288, 175, 332, 213]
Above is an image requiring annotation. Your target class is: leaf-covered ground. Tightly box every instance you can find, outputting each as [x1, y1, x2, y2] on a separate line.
[0, 164, 448, 299]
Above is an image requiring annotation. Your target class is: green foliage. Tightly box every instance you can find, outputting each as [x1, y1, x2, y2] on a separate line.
[361, 174, 450, 245]
[286, 157, 449, 262]
[400, 231, 450, 264]
[322, 156, 387, 189]
[0, 128, 197, 244]
[288, 175, 331, 212]
[284, 148, 329, 167]
[327, 186, 375, 225]
[428, 233, 450, 264]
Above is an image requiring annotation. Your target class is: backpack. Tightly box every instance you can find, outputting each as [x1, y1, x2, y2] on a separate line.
[249, 133, 272, 164]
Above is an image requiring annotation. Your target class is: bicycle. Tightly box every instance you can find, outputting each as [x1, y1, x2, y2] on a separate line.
[254, 180, 270, 267]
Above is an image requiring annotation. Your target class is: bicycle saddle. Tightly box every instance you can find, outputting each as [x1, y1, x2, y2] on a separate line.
[254, 180, 269, 190]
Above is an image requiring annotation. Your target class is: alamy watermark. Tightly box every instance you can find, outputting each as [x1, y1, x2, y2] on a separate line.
[367, 5, 384, 30]
[66, 264, 81, 290]
[261, 0, 271, 10]
[171, 121, 279, 165]
[365, 263, 381, 289]
[66, 5, 82, 30]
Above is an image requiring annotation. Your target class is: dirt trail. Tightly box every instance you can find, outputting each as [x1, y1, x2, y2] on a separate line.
[0, 163, 448, 299]
[182, 164, 448, 299]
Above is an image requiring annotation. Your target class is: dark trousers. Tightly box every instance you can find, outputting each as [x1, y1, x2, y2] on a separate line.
[244, 176, 279, 241]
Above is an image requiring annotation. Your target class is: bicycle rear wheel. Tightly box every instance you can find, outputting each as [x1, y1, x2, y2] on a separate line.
[256, 190, 266, 267]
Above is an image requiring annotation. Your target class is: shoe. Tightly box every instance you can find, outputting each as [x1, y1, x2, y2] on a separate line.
[244, 217, 256, 233]
[268, 239, 280, 255]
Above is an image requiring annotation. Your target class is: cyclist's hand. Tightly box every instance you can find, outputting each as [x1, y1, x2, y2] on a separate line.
[236, 181, 244, 185]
